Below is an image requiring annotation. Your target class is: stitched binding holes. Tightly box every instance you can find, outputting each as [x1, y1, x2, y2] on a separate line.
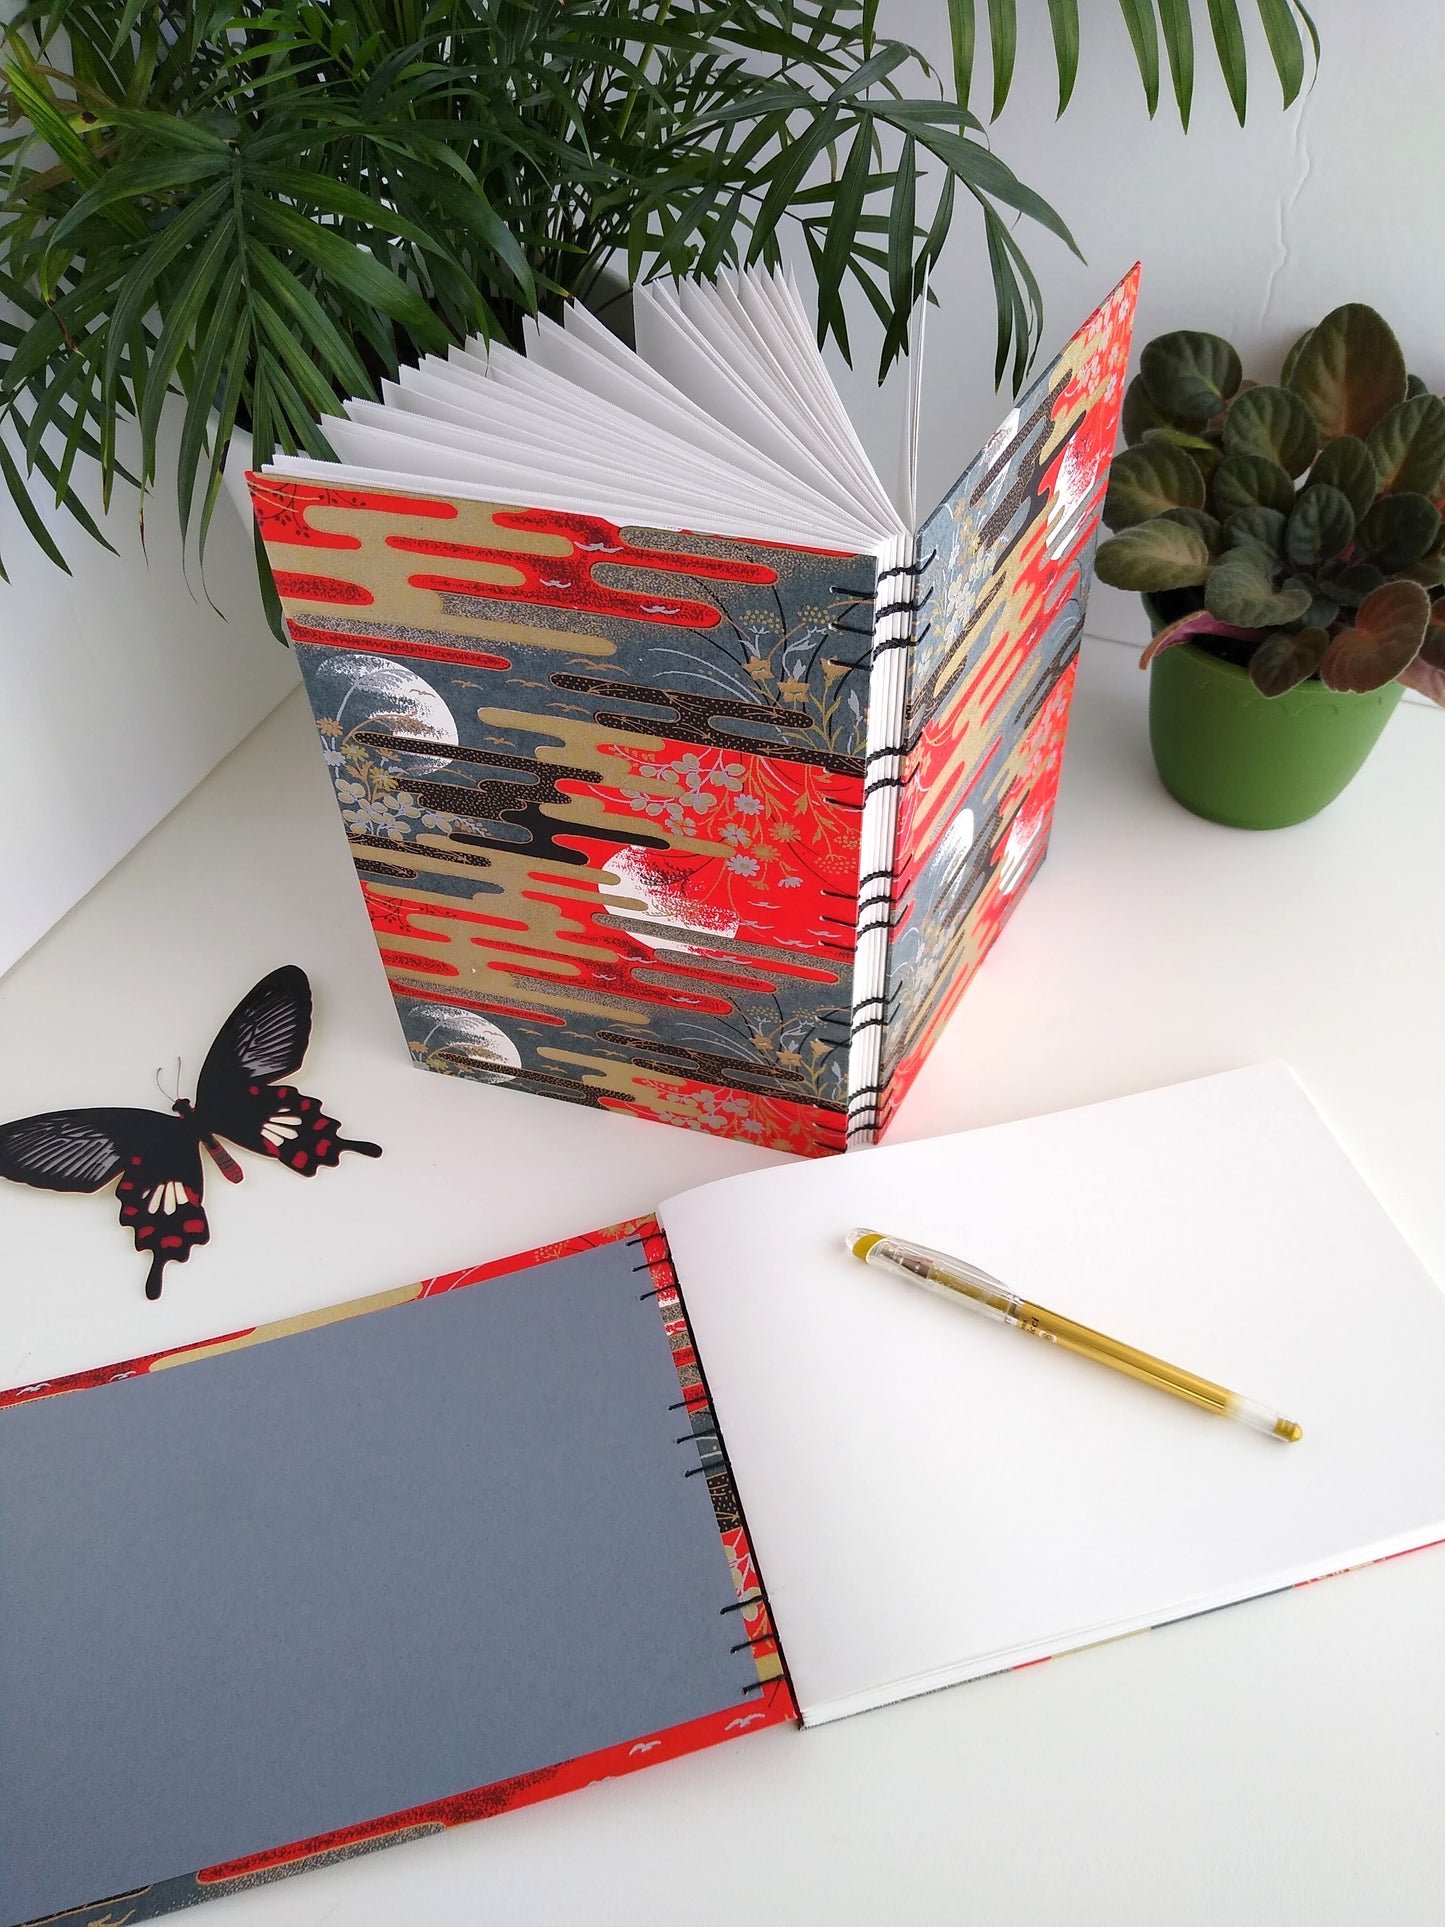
[844, 545, 936, 1149]
[627, 1225, 790, 1705]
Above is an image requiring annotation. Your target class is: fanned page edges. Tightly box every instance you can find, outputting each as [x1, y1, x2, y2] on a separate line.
[249, 264, 918, 1157]
[3, 1217, 795, 1927]
[866, 268, 1140, 1141]
[248, 267, 1135, 1153]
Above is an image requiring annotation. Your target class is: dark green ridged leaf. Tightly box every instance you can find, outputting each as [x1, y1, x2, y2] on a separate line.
[1223, 383, 1318, 474]
[1287, 303, 1408, 439]
[1140, 329, 1243, 423]
[1285, 484, 1354, 565]
[1103, 440, 1207, 530]
[1249, 625, 1328, 696]
[1367, 395, 1445, 498]
[1094, 518, 1212, 591]
[1204, 547, 1312, 627]
[1211, 453, 1296, 517]
[1356, 493, 1442, 571]
[1309, 435, 1378, 519]
[1224, 506, 1287, 555]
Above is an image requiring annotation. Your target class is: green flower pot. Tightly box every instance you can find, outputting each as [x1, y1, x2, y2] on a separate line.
[1148, 641, 1404, 830]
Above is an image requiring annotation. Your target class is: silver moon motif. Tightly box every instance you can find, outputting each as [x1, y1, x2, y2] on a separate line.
[409, 1004, 522, 1083]
[309, 652, 459, 775]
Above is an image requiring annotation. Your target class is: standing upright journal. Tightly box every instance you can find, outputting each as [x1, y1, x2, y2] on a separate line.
[250, 268, 1138, 1152]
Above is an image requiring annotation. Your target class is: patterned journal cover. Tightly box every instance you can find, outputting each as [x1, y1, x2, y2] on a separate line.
[874, 268, 1138, 1136]
[0, 1219, 793, 1927]
[249, 270, 1136, 1155]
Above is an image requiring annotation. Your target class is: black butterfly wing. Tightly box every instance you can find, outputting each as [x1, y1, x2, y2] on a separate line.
[197, 964, 314, 1093]
[0, 1108, 207, 1300]
[196, 965, 381, 1175]
[201, 1080, 381, 1175]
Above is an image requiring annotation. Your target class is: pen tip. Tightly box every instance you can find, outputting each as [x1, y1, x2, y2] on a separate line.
[845, 1228, 884, 1261]
[1275, 1418, 1304, 1443]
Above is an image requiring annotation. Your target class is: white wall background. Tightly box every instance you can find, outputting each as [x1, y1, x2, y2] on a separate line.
[0, 413, 298, 975]
[830, 0, 1445, 649]
[2, 0, 1438, 974]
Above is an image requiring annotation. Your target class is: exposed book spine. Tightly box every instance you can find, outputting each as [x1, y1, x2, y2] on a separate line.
[628, 1219, 794, 1703]
[844, 532, 931, 1149]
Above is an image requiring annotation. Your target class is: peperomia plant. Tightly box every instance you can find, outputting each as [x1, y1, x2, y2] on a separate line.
[1095, 304, 1445, 706]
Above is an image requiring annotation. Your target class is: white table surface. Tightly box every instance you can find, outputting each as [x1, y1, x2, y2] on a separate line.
[3, 635, 1442, 1925]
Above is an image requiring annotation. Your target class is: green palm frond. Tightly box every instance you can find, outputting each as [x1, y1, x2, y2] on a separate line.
[945, 0, 1318, 124]
[0, 0, 1086, 588]
[0, 0, 1318, 596]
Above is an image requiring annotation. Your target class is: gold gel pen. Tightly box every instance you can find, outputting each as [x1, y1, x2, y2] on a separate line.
[846, 1229, 1302, 1443]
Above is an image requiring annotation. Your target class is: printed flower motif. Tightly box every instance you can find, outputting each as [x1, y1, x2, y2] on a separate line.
[821, 659, 851, 685]
[739, 607, 784, 637]
[778, 875, 801, 888]
[777, 1049, 802, 1070]
[744, 657, 773, 684]
[750, 1034, 771, 1051]
[371, 806, 412, 840]
[335, 777, 366, 806]
[314, 717, 342, 737]
[751, 841, 777, 861]
[734, 794, 762, 815]
[778, 678, 810, 704]
[727, 853, 760, 876]
[771, 822, 799, 844]
[721, 823, 751, 846]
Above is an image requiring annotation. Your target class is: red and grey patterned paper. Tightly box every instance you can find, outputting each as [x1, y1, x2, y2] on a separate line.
[873, 269, 1139, 1135]
[249, 274, 1135, 1155]
[252, 489, 877, 1156]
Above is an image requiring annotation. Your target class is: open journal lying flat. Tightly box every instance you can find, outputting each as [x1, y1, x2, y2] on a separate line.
[248, 268, 1137, 1154]
[7, 1064, 1445, 1924]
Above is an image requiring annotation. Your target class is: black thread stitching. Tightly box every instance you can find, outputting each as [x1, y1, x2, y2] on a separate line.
[638, 1230, 791, 1705]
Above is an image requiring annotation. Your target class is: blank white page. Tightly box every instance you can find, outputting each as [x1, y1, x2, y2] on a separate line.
[660, 1067, 1445, 1724]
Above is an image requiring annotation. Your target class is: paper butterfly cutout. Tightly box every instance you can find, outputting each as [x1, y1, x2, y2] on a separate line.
[0, 965, 381, 1299]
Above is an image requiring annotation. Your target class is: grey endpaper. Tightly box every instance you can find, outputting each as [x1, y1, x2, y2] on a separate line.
[0, 1240, 749, 1925]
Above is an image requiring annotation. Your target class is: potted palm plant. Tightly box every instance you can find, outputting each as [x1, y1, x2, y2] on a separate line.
[1095, 304, 1445, 829]
[0, 0, 1320, 606]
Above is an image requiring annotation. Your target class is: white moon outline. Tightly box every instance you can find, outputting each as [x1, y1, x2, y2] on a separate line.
[310, 652, 459, 775]
[409, 1003, 523, 1083]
